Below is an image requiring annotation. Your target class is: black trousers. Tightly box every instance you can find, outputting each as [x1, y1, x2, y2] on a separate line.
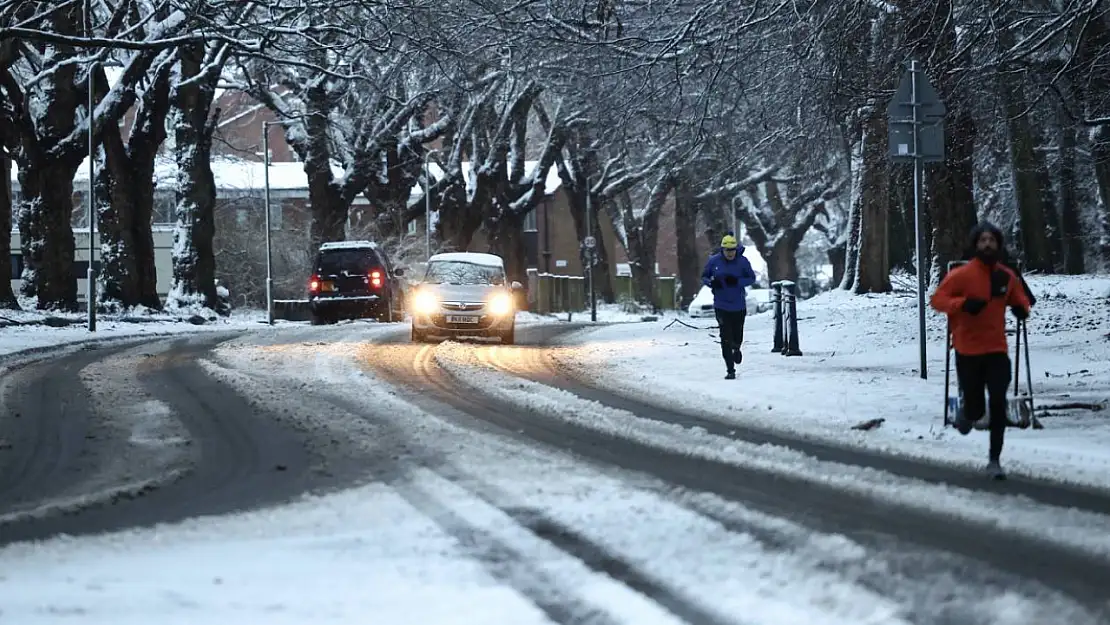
[955, 352, 1012, 462]
[715, 308, 747, 371]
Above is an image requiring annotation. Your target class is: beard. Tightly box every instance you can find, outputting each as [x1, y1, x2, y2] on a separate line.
[975, 248, 999, 264]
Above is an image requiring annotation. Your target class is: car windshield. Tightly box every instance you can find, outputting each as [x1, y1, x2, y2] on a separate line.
[317, 249, 380, 275]
[424, 260, 504, 285]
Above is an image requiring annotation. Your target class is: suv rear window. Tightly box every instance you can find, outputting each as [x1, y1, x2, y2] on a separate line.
[316, 249, 382, 274]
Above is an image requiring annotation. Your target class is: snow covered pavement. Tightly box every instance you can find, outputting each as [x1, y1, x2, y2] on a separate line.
[550, 275, 1110, 489]
[4, 312, 1110, 624]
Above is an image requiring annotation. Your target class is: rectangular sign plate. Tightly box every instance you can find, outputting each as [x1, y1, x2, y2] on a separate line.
[446, 315, 479, 324]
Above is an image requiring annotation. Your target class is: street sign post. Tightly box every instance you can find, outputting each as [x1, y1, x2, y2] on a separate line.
[887, 59, 946, 380]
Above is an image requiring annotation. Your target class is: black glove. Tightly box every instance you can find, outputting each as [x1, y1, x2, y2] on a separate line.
[990, 270, 1010, 298]
[1010, 305, 1028, 321]
[724, 275, 738, 287]
[962, 297, 987, 315]
[710, 277, 723, 290]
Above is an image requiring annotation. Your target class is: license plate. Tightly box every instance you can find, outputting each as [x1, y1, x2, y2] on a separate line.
[446, 315, 479, 324]
[320, 281, 336, 292]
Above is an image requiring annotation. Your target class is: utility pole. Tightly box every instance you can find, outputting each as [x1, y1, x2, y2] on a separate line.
[262, 121, 276, 325]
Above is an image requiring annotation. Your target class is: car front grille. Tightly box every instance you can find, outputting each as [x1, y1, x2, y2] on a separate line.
[441, 302, 484, 312]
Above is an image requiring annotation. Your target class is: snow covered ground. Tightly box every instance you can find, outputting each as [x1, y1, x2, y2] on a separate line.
[0, 305, 270, 359]
[550, 274, 1110, 488]
[2, 323, 1104, 624]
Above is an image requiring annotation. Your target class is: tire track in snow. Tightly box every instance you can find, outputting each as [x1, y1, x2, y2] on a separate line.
[394, 468, 629, 625]
[434, 464, 745, 625]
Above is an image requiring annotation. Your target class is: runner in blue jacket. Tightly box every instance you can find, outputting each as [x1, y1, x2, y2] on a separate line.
[701, 232, 757, 379]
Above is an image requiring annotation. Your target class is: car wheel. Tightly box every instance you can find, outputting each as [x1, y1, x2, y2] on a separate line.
[501, 324, 515, 345]
[310, 312, 326, 326]
[411, 325, 424, 343]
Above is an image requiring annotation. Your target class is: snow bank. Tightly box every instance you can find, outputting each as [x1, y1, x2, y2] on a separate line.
[551, 274, 1110, 488]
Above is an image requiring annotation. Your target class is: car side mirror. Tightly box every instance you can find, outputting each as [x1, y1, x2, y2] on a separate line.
[510, 281, 523, 291]
[394, 267, 405, 276]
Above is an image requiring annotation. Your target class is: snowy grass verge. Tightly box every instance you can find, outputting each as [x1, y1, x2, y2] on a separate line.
[549, 274, 1110, 490]
[431, 341, 1110, 560]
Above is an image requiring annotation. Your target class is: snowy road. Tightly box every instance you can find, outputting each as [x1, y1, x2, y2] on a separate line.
[3, 321, 1110, 624]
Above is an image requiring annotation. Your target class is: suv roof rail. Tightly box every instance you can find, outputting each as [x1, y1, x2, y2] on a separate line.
[319, 240, 378, 251]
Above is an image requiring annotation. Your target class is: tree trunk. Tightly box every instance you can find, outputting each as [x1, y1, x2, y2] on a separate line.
[839, 137, 864, 291]
[674, 179, 701, 307]
[765, 236, 799, 283]
[0, 153, 18, 309]
[95, 143, 141, 310]
[132, 66, 172, 309]
[827, 241, 846, 287]
[1093, 125, 1110, 266]
[17, 162, 78, 309]
[888, 165, 915, 272]
[997, 55, 1059, 272]
[926, 106, 977, 281]
[702, 198, 728, 252]
[1056, 92, 1085, 274]
[486, 211, 528, 286]
[168, 42, 220, 313]
[303, 80, 347, 251]
[854, 106, 892, 294]
[1074, 14, 1110, 267]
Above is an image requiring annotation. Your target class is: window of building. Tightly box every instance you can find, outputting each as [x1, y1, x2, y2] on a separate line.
[10, 254, 23, 280]
[153, 190, 176, 225]
[523, 206, 537, 232]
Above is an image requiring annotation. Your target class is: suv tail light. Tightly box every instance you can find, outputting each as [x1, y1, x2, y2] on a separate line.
[369, 270, 382, 288]
[308, 274, 321, 293]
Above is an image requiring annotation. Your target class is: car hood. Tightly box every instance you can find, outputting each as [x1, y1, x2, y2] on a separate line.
[421, 283, 504, 302]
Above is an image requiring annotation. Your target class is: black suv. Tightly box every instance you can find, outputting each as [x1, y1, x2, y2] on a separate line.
[307, 240, 406, 324]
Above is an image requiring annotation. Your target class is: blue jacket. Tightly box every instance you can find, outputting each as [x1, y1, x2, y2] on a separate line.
[701, 248, 757, 311]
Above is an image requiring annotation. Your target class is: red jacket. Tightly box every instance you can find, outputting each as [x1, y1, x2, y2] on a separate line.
[930, 258, 1031, 356]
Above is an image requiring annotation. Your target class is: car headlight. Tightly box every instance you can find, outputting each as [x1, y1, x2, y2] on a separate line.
[488, 292, 513, 316]
[413, 290, 439, 315]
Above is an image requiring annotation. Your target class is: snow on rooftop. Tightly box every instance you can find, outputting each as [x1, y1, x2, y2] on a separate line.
[429, 252, 505, 267]
[319, 240, 378, 251]
[9, 157, 564, 199]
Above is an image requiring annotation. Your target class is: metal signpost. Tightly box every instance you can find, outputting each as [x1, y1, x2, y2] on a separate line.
[887, 59, 946, 379]
[584, 190, 597, 322]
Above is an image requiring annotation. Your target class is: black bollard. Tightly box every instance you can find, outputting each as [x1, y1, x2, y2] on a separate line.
[780, 280, 802, 356]
[771, 281, 784, 352]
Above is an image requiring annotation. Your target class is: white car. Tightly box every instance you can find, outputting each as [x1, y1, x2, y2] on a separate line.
[687, 285, 772, 318]
[410, 252, 522, 344]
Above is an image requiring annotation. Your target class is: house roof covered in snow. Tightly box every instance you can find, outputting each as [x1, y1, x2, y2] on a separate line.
[8, 156, 564, 199]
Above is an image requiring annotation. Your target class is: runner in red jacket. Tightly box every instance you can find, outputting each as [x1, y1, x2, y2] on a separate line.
[931, 222, 1031, 479]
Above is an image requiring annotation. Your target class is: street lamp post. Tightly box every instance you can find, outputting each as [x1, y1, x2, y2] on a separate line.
[87, 61, 99, 332]
[423, 148, 441, 260]
[261, 121, 277, 325]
